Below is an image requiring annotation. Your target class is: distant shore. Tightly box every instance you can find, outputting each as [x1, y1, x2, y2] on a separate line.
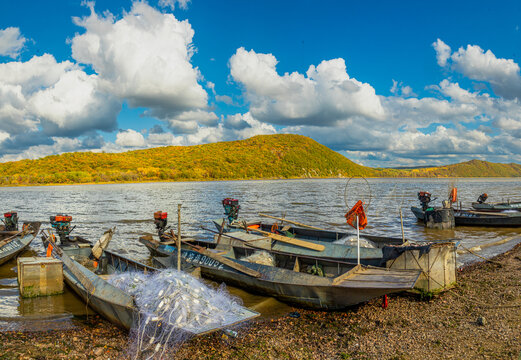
[2, 175, 521, 188]
[1, 243, 520, 359]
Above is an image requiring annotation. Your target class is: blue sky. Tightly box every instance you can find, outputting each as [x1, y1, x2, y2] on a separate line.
[0, 0, 520, 167]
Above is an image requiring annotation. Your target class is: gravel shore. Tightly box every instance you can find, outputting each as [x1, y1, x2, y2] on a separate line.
[1, 244, 520, 360]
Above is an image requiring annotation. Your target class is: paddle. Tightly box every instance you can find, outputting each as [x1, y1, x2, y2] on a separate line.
[246, 227, 325, 252]
[258, 213, 326, 231]
[161, 232, 262, 278]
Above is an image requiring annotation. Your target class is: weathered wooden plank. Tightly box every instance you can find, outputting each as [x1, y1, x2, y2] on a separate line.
[248, 228, 325, 252]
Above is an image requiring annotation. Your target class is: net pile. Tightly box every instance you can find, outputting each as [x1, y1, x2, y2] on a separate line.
[240, 251, 275, 266]
[333, 236, 377, 248]
[108, 269, 248, 359]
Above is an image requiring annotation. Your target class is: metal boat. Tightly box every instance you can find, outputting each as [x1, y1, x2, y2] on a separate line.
[41, 232, 258, 331]
[151, 244, 421, 310]
[0, 222, 41, 266]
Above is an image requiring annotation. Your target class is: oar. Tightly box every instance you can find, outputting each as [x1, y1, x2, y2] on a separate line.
[162, 232, 262, 278]
[0, 230, 23, 247]
[258, 213, 326, 231]
[246, 227, 325, 252]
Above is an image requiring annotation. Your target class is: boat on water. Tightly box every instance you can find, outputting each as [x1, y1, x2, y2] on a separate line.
[41, 216, 258, 331]
[150, 243, 421, 310]
[0, 222, 41, 266]
[140, 218, 406, 266]
[412, 205, 521, 227]
[471, 196, 521, 211]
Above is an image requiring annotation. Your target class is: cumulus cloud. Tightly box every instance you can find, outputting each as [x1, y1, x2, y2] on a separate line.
[433, 39, 521, 100]
[115, 129, 146, 148]
[0, 53, 121, 144]
[0, 27, 26, 58]
[229, 47, 385, 126]
[432, 38, 451, 67]
[71, 2, 208, 119]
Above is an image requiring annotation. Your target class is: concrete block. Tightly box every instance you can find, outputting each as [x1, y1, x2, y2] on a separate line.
[17, 257, 64, 298]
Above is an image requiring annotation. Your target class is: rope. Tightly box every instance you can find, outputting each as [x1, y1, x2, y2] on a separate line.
[458, 244, 503, 267]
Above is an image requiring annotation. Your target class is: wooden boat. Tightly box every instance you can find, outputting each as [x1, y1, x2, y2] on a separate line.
[412, 206, 521, 227]
[141, 217, 407, 265]
[41, 233, 258, 331]
[472, 201, 521, 211]
[0, 222, 41, 266]
[212, 219, 407, 265]
[151, 244, 421, 310]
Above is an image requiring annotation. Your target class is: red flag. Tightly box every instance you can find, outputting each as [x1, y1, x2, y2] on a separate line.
[345, 200, 368, 230]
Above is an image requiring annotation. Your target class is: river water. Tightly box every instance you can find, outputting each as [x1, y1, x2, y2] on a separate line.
[1, 178, 521, 328]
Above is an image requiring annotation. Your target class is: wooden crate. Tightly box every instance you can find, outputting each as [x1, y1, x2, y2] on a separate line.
[17, 257, 64, 298]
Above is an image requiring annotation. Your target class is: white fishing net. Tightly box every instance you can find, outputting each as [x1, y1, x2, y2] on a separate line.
[108, 269, 250, 359]
[333, 236, 377, 248]
[240, 251, 275, 266]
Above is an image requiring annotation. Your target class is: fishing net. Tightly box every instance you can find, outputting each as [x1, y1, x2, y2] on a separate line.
[108, 269, 249, 359]
[240, 251, 275, 266]
[333, 236, 377, 248]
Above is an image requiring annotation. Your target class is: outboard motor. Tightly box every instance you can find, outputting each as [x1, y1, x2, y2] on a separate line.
[477, 193, 488, 204]
[3, 211, 18, 231]
[222, 198, 240, 224]
[417, 191, 432, 211]
[50, 214, 73, 243]
[154, 211, 169, 241]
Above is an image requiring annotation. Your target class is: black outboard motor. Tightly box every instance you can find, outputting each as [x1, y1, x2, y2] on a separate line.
[154, 211, 169, 241]
[477, 193, 488, 204]
[3, 211, 18, 231]
[417, 191, 432, 211]
[222, 198, 240, 223]
[50, 214, 74, 243]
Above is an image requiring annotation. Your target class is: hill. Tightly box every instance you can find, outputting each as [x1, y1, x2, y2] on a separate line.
[0, 134, 377, 186]
[0, 135, 519, 186]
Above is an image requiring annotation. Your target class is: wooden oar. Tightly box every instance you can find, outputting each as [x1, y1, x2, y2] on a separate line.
[466, 210, 511, 217]
[247, 227, 325, 252]
[162, 232, 262, 278]
[0, 230, 23, 247]
[258, 213, 326, 231]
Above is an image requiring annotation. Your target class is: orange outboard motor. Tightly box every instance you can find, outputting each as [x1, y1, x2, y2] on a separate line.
[450, 187, 458, 203]
[477, 193, 488, 204]
[345, 200, 368, 230]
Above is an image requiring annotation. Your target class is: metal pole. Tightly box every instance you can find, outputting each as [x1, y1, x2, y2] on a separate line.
[357, 215, 360, 265]
[177, 204, 181, 271]
[400, 208, 405, 243]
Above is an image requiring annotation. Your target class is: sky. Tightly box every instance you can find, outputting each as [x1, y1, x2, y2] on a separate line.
[0, 0, 520, 167]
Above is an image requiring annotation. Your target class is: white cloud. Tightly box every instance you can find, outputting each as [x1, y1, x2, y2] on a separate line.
[115, 129, 146, 148]
[434, 40, 521, 100]
[0, 27, 26, 58]
[71, 2, 208, 119]
[432, 39, 451, 67]
[229, 47, 385, 126]
[158, 0, 191, 10]
[0, 54, 121, 138]
[30, 70, 121, 136]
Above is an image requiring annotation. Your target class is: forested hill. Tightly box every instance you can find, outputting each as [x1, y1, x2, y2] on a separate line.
[0, 135, 520, 186]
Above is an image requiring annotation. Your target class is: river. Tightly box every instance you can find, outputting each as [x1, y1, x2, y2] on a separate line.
[1, 178, 521, 328]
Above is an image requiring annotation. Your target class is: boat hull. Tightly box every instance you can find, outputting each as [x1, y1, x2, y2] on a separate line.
[0, 223, 40, 266]
[152, 245, 420, 310]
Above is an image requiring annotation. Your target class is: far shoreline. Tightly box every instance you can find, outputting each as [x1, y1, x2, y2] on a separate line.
[2, 175, 521, 188]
